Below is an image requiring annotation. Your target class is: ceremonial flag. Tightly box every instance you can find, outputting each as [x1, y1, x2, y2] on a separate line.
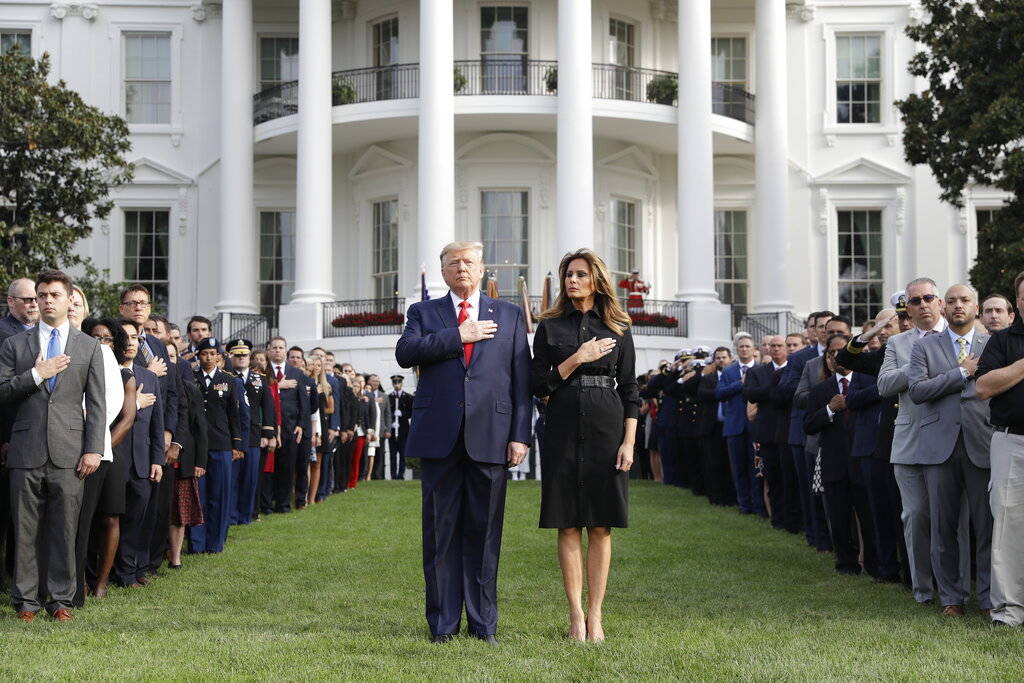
[420, 265, 430, 301]
[541, 271, 552, 312]
[519, 276, 534, 334]
[486, 274, 499, 300]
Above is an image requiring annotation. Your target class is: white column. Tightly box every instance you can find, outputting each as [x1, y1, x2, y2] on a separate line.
[752, 0, 791, 312]
[555, 0, 594, 258]
[416, 0, 455, 295]
[215, 0, 258, 313]
[675, 0, 717, 304]
[290, 0, 335, 304]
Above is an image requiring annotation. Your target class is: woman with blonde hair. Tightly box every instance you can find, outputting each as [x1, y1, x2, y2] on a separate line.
[530, 248, 639, 642]
[305, 355, 334, 505]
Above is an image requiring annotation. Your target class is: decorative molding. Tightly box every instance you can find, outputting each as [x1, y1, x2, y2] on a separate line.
[644, 178, 656, 226]
[177, 186, 189, 236]
[895, 187, 906, 235]
[170, 133, 183, 148]
[190, 3, 208, 22]
[824, 134, 837, 148]
[50, 2, 99, 20]
[649, 0, 677, 23]
[537, 169, 549, 210]
[817, 188, 829, 235]
[907, 3, 927, 27]
[958, 201, 969, 235]
[786, 2, 816, 23]
[400, 175, 411, 224]
[595, 202, 607, 225]
[813, 157, 912, 186]
[99, 220, 110, 236]
[455, 166, 468, 209]
[886, 134, 899, 147]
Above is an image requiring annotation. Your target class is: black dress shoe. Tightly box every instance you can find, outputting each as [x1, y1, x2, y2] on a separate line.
[474, 634, 498, 646]
[431, 634, 455, 644]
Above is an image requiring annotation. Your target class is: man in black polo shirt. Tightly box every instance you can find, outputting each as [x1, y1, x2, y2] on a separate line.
[976, 270, 1024, 628]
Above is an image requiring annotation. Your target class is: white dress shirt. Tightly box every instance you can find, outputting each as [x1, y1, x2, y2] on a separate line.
[98, 345, 123, 462]
[31, 319, 71, 386]
[450, 289, 481, 323]
[916, 316, 947, 338]
[826, 371, 854, 420]
[947, 326, 976, 379]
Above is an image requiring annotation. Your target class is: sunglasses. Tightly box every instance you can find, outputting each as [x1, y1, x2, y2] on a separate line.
[907, 294, 939, 306]
[10, 296, 36, 305]
[91, 335, 114, 344]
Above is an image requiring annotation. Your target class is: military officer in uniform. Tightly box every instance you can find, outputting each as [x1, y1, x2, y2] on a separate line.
[387, 375, 414, 479]
[227, 339, 276, 525]
[188, 338, 244, 554]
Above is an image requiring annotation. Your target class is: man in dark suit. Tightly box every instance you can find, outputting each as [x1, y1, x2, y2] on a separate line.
[228, 339, 276, 524]
[0, 270, 106, 621]
[695, 347, 735, 507]
[640, 355, 684, 486]
[396, 241, 531, 645]
[119, 285, 177, 456]
[188, 338, 244, 554]
[743, 335, 791, 530]
[288, 345, 317, 507]
[715, 334, 761, 514]
[0, 277, 39, 593]
[266, 336, 310, 512]
[113, 320, 164, 587]
[804, 333, 877, 575]
[388, 374, 414, 480]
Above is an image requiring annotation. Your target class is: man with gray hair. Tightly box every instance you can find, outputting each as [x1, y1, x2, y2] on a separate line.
[0, 278, 39, 338]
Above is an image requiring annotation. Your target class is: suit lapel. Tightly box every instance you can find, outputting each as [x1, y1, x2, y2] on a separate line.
[937, 331, 958, 369]
[437, 293, 458, 329]
[972, 333, 988, 357]
[469, 294, 496, 368]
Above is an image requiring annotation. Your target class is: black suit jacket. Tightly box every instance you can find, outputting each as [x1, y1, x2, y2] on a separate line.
[127, 365, 165, 479]
[269, 363, 310, 433]
[743, 362, 789, 444]
[804, 374, 868, 483]
[176, 379, 208, 478]
[234, 370, 276, 448]
[694, 371, 721, 437]
[0, 315, 31, 445]
[196, 369, 242, 452]
[134, 332, 178, 438]
[836, 340, 897, 460]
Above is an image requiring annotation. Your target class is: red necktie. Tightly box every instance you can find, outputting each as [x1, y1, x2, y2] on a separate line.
[839, 377, 849, 395]
[458, 300, 474, 365]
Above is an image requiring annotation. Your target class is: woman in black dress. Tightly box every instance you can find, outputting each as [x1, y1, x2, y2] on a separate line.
[531, 248, 639, 643]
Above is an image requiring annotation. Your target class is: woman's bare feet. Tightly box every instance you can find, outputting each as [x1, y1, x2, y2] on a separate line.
[586, 613, 605, 643]
[568, 611, 586, 641]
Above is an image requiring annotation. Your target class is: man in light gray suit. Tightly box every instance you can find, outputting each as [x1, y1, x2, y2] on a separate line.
[0, 271, 106, 622]
[907, 284, 993, 616]
[878, 277, 972, 605]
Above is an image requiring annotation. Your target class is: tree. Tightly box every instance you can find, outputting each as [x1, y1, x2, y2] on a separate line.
[895, 0, 1024, 299]
[0, 50, 133, 315]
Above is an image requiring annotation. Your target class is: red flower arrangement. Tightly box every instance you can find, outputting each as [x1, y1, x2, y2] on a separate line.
[629, 312, 679, 328]
[331, 310, 405, 328]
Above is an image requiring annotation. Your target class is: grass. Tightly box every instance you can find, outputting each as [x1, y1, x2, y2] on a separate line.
[0, 480, 1021, 681]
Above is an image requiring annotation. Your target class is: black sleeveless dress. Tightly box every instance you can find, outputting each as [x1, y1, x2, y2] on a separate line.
[530, 308, 639, 528]
[99, 367, 135, 515]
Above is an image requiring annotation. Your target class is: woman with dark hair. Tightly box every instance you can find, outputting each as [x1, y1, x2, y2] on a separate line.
[80, 317, 140, 599]
[531, 248, 639, 643]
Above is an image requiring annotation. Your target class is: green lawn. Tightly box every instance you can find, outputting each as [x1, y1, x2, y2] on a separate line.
[1, 480, 1021, 681]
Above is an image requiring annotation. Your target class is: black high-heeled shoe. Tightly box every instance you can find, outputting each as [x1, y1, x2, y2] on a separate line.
[168, 563, 183, 570]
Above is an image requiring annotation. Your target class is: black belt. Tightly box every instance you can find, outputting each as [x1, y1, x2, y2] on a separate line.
[569, 376, 615, 388]
[995, 425, 1024, 437]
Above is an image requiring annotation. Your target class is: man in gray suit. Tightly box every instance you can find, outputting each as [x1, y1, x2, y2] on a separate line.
[878, 277, 970, 606]
[0, 271, 106, 622]
[907, 284, 993, 616]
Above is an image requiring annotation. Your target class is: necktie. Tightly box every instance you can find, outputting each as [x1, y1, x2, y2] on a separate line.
[458, 300, 474, 365]
[740, 365, 748, 378]
[139, 334, 155, 364]
[46, 328, 60, 392]
[839, 377, 849, 395]
[956, 337, 969, 363]
[276, 366, 284, 382]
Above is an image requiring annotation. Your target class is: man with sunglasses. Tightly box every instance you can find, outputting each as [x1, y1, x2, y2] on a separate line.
[878, 277, 970, 608]
[0, 279, 39, 339]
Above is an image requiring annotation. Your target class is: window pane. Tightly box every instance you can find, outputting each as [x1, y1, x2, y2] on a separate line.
[481, 191, 528, 296]
[714, 210, 748, 313]
[123, 209, 170, 312]
[837, 209, 883, 323]
[259, 211, 296, 327]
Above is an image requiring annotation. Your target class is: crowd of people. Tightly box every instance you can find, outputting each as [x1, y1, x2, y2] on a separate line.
[632, 278, 1024, 626]
[0, 274, 414, 621]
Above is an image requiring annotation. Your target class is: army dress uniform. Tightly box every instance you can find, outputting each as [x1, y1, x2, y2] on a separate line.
[227, 339, 276, 525]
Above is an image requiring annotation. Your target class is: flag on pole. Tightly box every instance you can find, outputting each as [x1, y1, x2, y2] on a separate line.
[519, 276, 534, 334]
[541, 271, 553, 312]
[486, 273, 499, 300]
[420, 265, 430, 301]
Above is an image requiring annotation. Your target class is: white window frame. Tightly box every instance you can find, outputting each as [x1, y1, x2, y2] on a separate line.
[713, 208, 750, 314]
[109, 22, 183, 135]
[479, 187, 530, 297]
[257, 208, 296, 327]
[609, 196, 639, 285]
[833, 207, 885, 325]
[258, 34, 300, 92]
[0, 26, 35, 57]
[711, 35, 748, 89]
[821, 24, 896, 136]
[371, 197, 400, 300]
[121, 207, 172, 312]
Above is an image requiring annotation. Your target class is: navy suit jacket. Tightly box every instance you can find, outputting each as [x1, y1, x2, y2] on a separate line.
[804, 372, 873, 482]
[743, 362, 789, 444]
[396, 292, 531, 464]
[778, 344, 821, 446]
[134, 332, 178, 438]
[270, 363, 311, 434]
[714, 361, 749, 438]
[845, 373, 881, 459]
[129, 365, 165, 479]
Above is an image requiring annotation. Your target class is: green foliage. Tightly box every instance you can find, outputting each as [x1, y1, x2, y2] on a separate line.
[453, 66, 467, 93]
[0, 51, 133, 311]
[331, 78, 357, 106]
[646, 73, 678, 105]
[544, 66, 557, 93]
[895, 0, 1024, 296]
[1, 481, 1022, 678]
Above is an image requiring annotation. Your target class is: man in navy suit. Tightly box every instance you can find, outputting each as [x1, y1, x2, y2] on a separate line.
[804, 333, 878, 575]
[743, 336, 791, 530]
[266, 336, 310, 513]
[715, 334, 761, 514]
[396, 241, 531, 645]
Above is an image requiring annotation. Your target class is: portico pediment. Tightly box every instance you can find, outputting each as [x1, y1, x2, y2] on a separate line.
[597, 145, 658, 178]
[130, 157, 193, 185]
[348, 145, 413, 180]
[813, 157, 911, 186]
[455, 133, 554, 164]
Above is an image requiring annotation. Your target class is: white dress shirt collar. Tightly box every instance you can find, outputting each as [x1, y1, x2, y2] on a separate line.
[38, 319, 71, 355]
[835, 370, 853, 385]
[947, 326, 976, 347]
[916, 316, 947, 338]
[450, 289, 481, 322]
[772, 360, 787, 370]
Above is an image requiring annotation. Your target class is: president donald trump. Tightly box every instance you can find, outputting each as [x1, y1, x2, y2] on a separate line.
[396, 241, 531, 645]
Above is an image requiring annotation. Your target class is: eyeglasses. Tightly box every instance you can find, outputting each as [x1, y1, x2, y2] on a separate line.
[92, 335, 114, 344]
[907, 294, 939, 306]
[121, 299, 151, 308]
[9, 296, 36, 305]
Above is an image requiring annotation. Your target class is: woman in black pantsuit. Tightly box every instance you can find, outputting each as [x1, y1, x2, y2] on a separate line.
[531, 248, 639, 643]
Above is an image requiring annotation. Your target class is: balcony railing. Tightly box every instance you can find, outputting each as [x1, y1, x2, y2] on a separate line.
[253, 61, 755, 126]
[211, 312, 272, 348]
[453, 59, 557, 96]
[323, 297, 407, 338]
[732, 311, 805, 340]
